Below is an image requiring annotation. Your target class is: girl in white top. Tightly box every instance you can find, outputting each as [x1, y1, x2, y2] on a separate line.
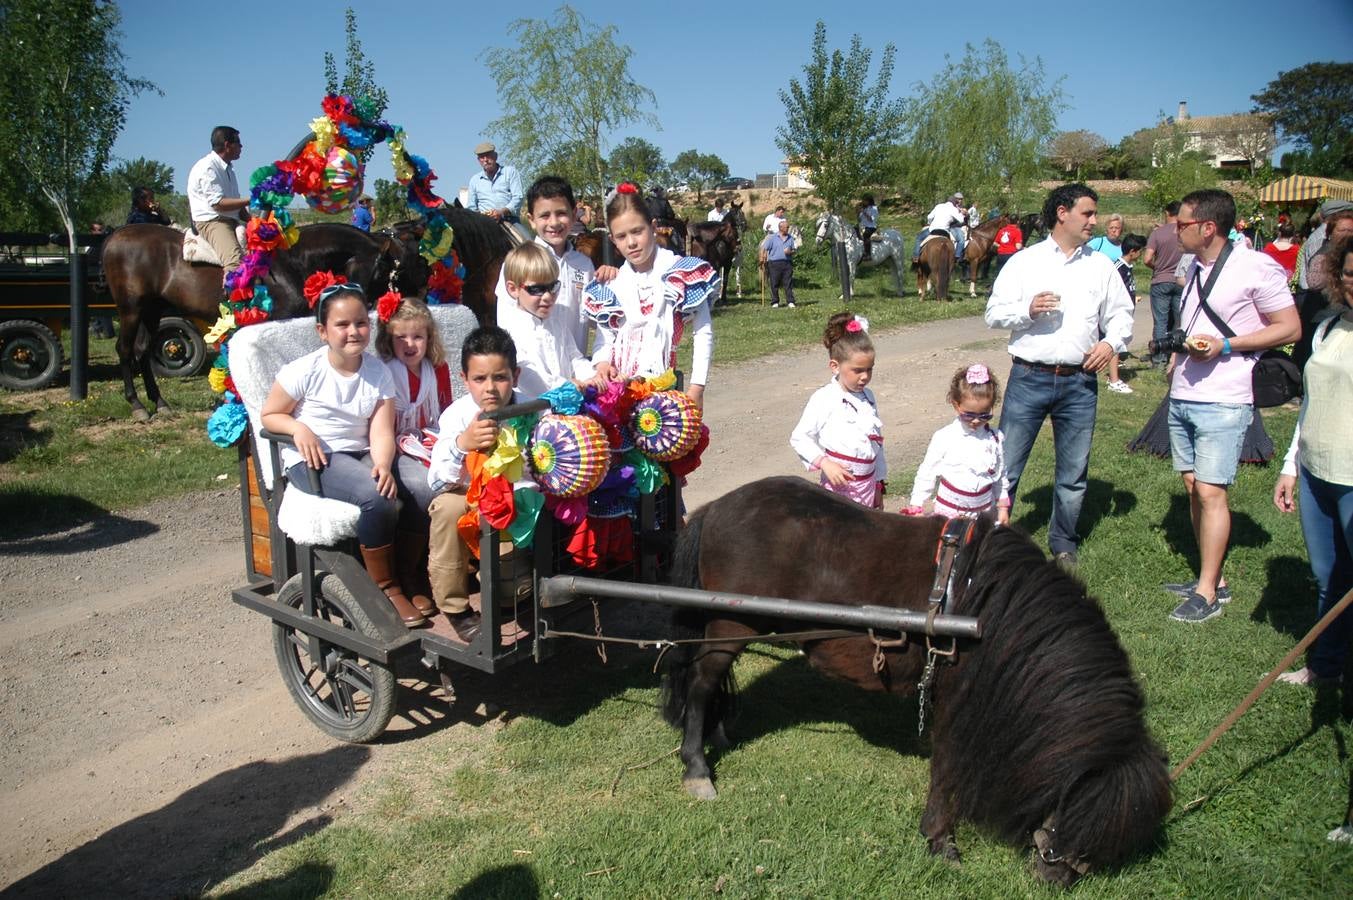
[904, 364, 1010, 523]
[584, 183, 717, 408]
[261, 283, 427, 627]
[790, 312, 886, 508]
[374, 297, 452, 617]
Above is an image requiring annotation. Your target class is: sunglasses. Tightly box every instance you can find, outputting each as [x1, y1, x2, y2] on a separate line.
[959, 411, 994, 422]
[522, 280, 560, 297]
[315, 281, 364, 319]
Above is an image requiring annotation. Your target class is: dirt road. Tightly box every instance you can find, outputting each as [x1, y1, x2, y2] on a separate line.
[0, 306, 1149, 895]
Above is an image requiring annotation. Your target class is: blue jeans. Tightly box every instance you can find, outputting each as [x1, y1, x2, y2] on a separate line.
[287, 451, 397, 547]
[1149, 283, 1182, 362]
[999, 362, 1099, 555]
[394, 454, 436, 531]
[1298, 466, 1353, 679]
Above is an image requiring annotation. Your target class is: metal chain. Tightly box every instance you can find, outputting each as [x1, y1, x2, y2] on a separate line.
[916, 648, 939, 735]
[591, 599, 608, 664]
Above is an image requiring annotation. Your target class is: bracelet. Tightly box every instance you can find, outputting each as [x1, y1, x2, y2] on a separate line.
[1221, 337, 1232, 355]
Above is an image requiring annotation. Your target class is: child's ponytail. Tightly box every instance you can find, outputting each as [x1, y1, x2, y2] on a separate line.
[823, 311, 873, 362]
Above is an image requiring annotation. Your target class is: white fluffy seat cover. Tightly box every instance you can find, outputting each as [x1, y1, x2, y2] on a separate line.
[228, 303, 478, 543]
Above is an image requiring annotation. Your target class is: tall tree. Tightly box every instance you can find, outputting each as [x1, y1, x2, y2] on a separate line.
[1251, 62, 1353, 175]
[669, 150, 729, 203]
[776, 21, 905, 215]
[323, 7, 388, 164]
[1046, 130, 1109, 181]
[481, 4, 657, 198]
[607, 137, 667, 190]
[372, 178, 405, 228]
[0, 0, 157, 248]
[899, 40, 1064, 211]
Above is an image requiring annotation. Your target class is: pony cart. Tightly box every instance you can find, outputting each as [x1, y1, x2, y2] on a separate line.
[226, 304, 1170, 885]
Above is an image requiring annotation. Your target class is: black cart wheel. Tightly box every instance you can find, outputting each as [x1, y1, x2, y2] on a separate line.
[273, 571, 397, 743]
[149, 316, 209, 378]
[0, 319, 63, 391]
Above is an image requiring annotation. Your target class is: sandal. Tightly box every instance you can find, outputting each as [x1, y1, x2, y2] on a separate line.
[499, 620, 530, 648]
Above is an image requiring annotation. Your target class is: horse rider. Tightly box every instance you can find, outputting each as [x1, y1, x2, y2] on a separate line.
[647, 185, 681, 250]
[914, 191, 967, 263]
[126, 186, 172, 227]
[187, 125, 250, 284]
[466, 141, 528, 241]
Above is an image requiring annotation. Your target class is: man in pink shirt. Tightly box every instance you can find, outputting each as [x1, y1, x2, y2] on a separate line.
[1164, 189, 1300, 623]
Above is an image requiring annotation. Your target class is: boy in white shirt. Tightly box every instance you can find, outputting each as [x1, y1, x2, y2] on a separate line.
[495, 176, 617, 354]
[426, 327, 526, 642]
[498, 243, 616, 398]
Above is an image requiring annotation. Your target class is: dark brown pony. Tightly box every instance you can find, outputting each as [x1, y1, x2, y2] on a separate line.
[687, 203, 746, 303]
[915, 231, 955, 301]
[659, 477, 1172, 886]
[963, 214, 1012, 296]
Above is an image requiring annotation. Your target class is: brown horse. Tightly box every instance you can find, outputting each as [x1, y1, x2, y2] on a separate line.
[963, 214, 1012, 296]
[915, 232, 955, 301]
[102, 222, 428, 420]
[659, 477, 1172, 886]
[687, 206, 744, 303]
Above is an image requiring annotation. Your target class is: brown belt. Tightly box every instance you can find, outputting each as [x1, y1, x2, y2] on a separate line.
[1013, 357, 1082, 376]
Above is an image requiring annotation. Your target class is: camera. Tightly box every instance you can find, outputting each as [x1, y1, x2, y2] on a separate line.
[1148, 329, 1188, 357]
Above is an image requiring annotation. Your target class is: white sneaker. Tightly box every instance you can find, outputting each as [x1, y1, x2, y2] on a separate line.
[1107, 380, 1133, 394]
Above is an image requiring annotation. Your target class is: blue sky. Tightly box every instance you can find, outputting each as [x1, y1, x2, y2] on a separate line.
[112, 0, 1352, 196]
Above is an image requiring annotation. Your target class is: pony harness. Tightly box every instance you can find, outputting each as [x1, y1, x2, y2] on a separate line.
[916, 516, 978, 733]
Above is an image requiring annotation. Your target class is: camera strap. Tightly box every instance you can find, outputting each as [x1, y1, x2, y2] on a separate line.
[1184, 241, 1236, 339]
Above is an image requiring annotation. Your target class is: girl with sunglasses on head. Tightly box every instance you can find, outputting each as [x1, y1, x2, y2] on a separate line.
[261, 281, 429, 628]
[903, 363, 1010, 523]
[790, 311, 886, 508]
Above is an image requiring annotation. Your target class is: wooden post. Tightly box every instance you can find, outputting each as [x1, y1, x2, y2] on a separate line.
[69, 245, 87, 400]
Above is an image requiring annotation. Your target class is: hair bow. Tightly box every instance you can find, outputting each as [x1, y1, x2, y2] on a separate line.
[617, 183, 638, 195]
[845, 315, 870, 334]
[966, 363, 990, 384]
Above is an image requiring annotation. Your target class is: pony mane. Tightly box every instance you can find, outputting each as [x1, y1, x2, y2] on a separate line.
[938, 526, 1172, 869]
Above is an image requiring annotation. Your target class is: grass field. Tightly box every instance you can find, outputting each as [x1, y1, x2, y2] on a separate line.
[210, 374, 1351, 898]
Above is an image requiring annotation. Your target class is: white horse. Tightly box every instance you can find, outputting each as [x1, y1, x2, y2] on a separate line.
[814, 212, 906, 298]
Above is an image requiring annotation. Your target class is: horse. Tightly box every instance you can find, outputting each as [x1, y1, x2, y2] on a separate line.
[915, 231, 956, 301]
[962, 214, 1012, 296]
[659, 477, 1172, 886]
[102, 221, 427, 420]
[688, 211, 743, 304]
[813, 212, 906, 298]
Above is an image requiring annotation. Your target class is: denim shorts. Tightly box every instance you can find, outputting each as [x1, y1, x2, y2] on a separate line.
[1167, 399, 1253, 485]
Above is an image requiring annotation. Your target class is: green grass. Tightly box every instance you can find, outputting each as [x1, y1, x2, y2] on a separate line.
[0, 335, 232, 540]
[212, 370, 1351, 898]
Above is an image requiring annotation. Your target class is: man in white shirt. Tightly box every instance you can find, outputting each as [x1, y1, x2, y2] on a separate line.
[762, 205, 787, 235]
[984, 183, 1134, 565]
[914, 192, 968, 262]
[187, 126, 249, 278]
[708, 198, 728, 222]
